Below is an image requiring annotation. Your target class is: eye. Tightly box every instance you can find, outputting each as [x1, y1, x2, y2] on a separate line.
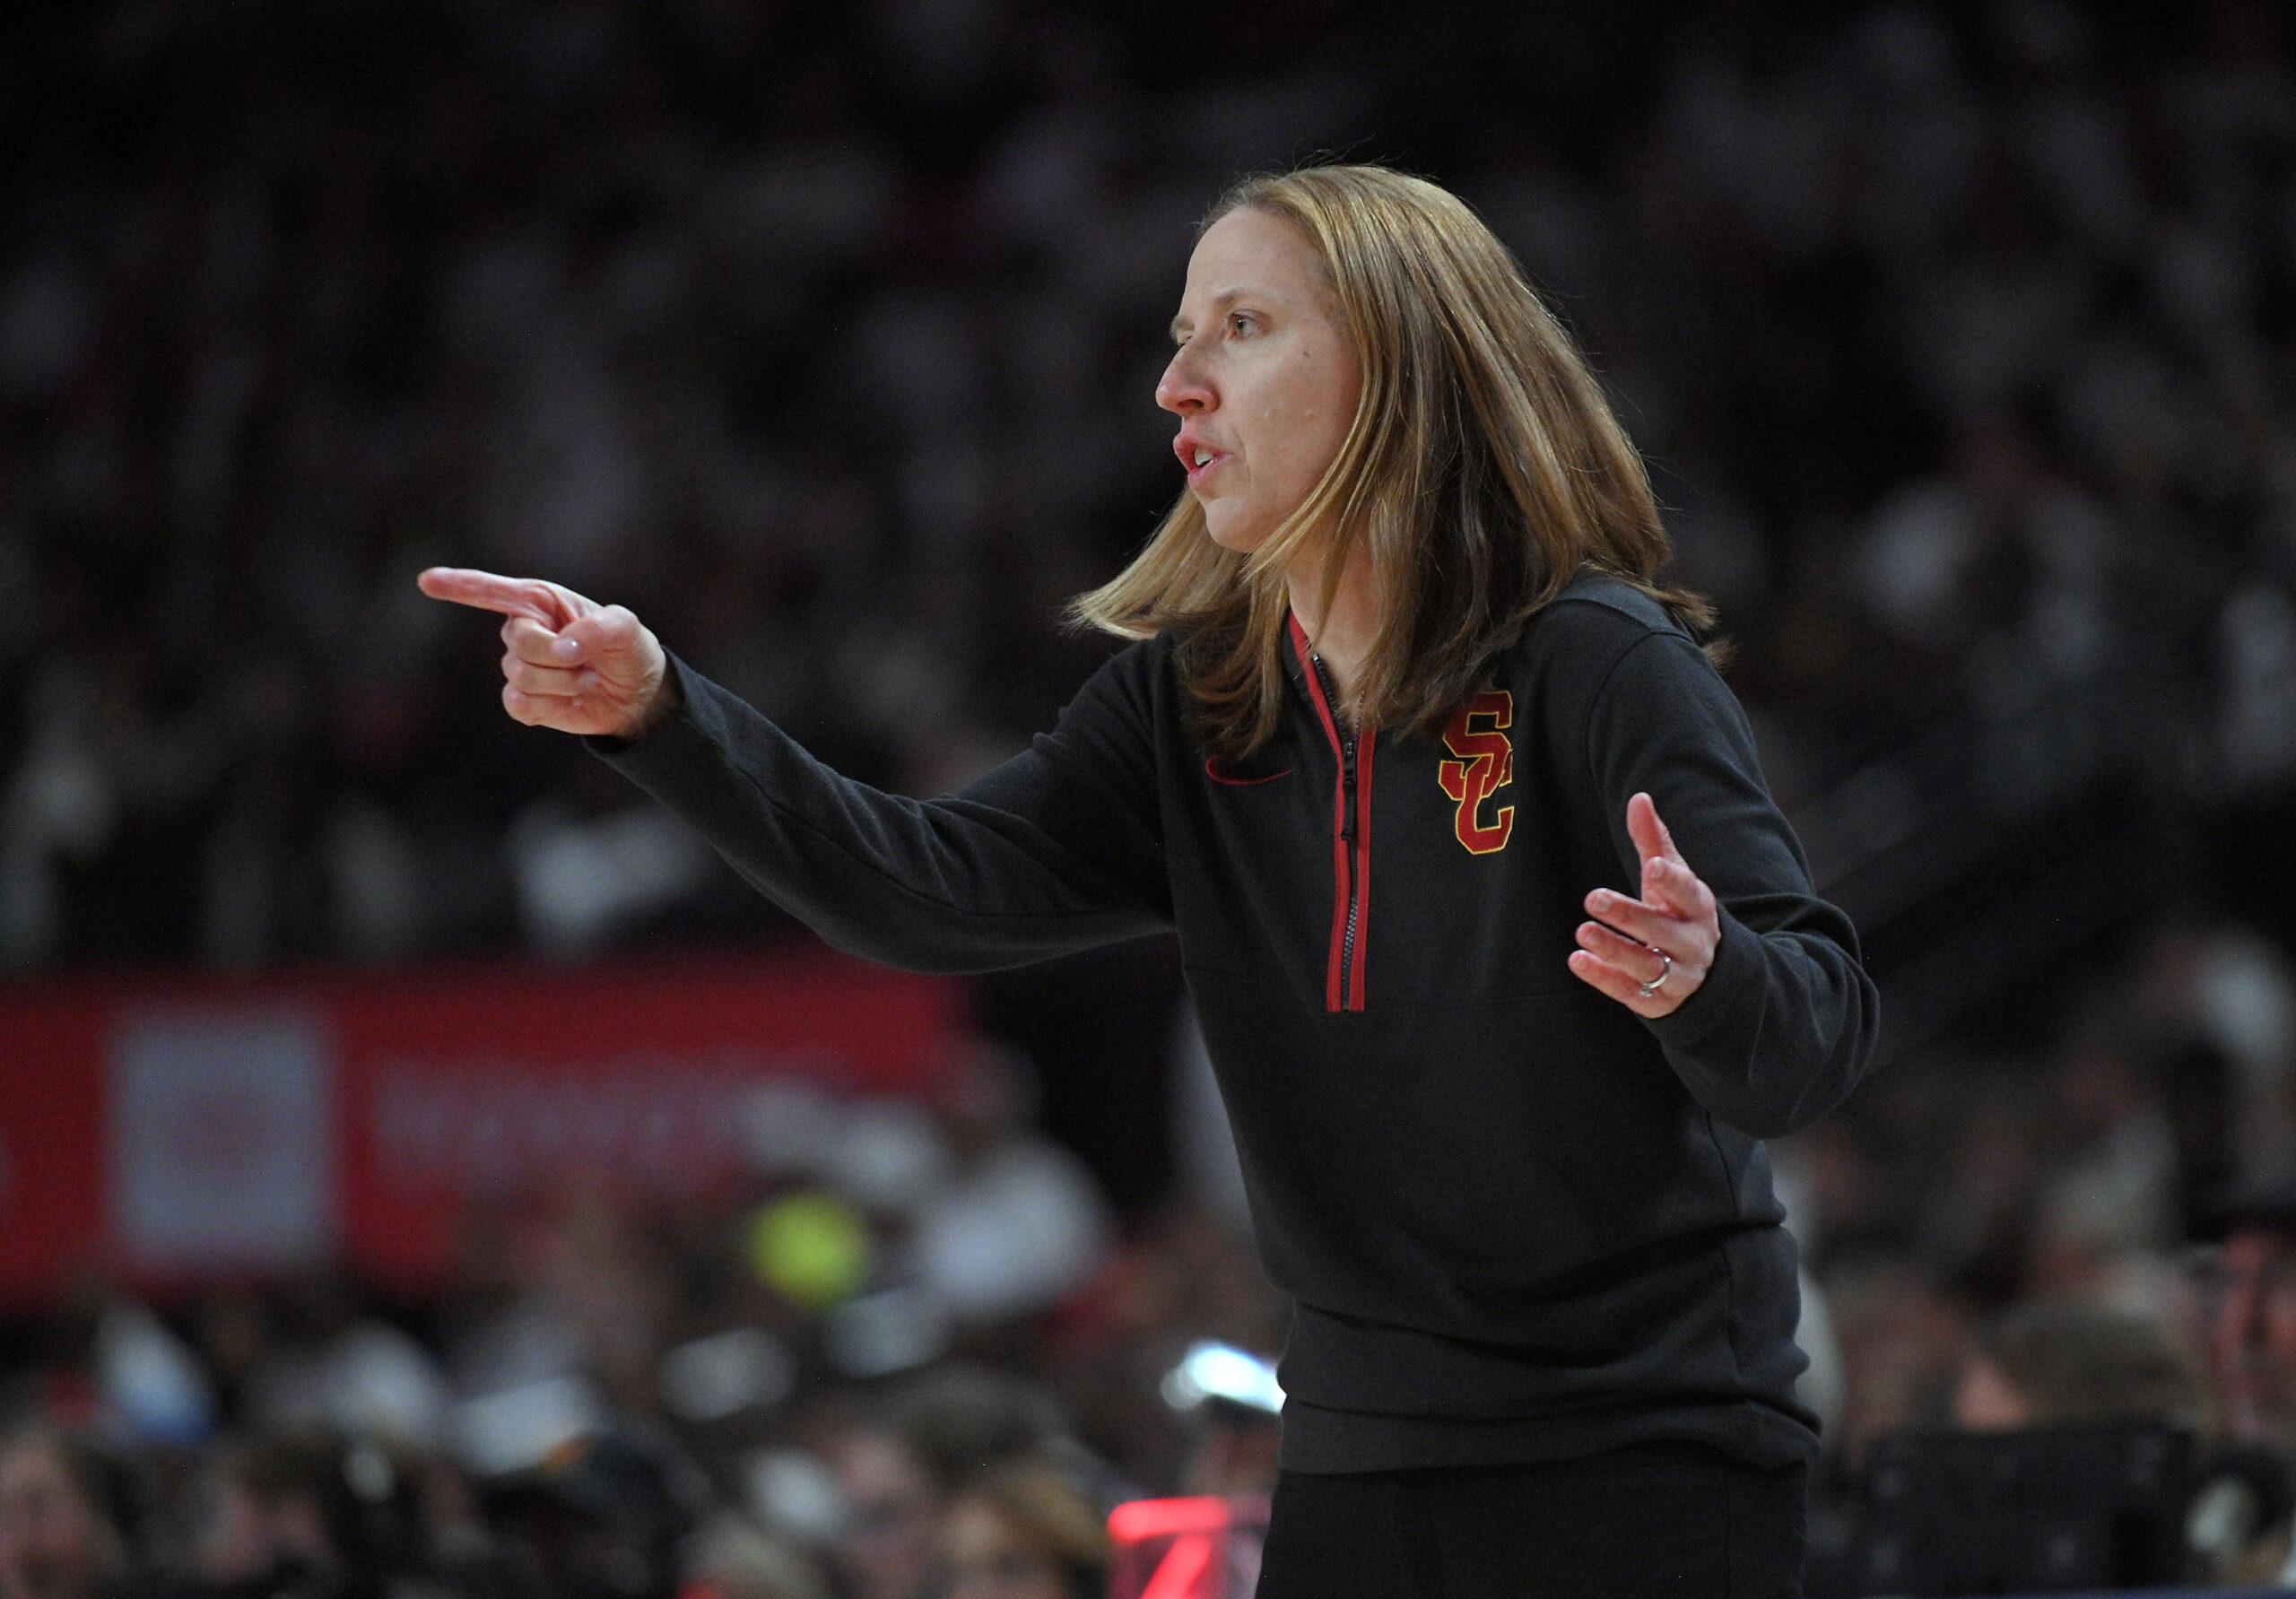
[1228, 311, 1257, 336]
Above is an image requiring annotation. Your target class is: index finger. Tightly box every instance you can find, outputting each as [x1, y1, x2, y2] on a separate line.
[416, 567, 573, 626]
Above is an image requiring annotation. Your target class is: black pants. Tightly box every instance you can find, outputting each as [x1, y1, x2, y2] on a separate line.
[1254, 1443, 1805, 1598]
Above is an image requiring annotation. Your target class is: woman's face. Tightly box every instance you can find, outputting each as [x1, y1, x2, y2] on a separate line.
[1156, 206, 1362, 554]
[827, 1431, 938, 1599]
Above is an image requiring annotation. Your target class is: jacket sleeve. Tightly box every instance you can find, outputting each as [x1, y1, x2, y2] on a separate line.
[1575, 627, 1880, 1138]
[587, 647, 1173, 973]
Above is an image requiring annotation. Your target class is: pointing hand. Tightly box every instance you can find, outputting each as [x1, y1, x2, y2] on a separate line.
[415, 567, 673, 740]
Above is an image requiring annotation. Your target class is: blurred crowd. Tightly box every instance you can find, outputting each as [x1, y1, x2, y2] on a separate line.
[0, 1030, 1290, 1599]
[3, 0, 2292, 969]
[12, 0, 2296, 1591]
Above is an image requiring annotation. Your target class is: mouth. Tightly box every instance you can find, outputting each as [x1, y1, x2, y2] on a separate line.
[1176, 436, 1228, 489]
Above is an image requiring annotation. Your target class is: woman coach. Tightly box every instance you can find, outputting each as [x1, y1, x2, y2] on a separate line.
[421, 165, 1877, 1595]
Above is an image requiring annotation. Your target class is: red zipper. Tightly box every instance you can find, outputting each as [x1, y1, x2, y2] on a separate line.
[1289, 616, 1374, 1012]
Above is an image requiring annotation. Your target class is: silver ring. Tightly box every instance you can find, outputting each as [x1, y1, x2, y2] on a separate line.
[1638, 950, 1673, 1000]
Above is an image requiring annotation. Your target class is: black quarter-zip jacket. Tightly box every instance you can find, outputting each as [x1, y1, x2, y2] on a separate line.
[594, 572, 1880, 1473]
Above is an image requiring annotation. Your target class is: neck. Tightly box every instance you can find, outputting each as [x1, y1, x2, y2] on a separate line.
[1286, 537, 1380, 708]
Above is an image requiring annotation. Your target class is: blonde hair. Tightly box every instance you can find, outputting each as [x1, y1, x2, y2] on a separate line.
[1069, 165, 1711, 756]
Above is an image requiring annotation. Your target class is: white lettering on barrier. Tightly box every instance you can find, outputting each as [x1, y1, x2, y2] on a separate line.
[369, 1055, 844, 1194]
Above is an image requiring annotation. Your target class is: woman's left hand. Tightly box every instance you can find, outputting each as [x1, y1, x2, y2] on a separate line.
[1568, 792, 1718, 1020]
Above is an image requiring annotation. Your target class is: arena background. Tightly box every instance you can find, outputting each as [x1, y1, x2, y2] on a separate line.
[2, 2, 2294, 1595]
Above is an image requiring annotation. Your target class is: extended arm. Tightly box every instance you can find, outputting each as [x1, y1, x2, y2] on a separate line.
[595, 655, 1171, 971]
[418, 568, 1173, 972]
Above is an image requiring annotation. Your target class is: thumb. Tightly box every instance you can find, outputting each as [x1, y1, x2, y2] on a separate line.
[1627, 793, 1694, 913]
[1626, 792, 1670, 866]
[555, 605, 653, 672]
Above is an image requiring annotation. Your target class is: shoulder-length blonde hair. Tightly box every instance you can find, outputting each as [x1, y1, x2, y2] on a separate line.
[1069, 164, 1712, 757]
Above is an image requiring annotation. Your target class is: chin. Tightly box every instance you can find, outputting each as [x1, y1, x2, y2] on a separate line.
[1201, 504, 1273, 555]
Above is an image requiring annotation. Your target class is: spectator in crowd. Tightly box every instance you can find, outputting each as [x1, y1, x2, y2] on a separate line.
[185, 1434, 382, 1599]
[1951, 1299, 2204, 1430]
[2174, 1178, 2296, 1584]
[932, 1456, 1105, 1599]
[910, 1048, 1112, 1341]
[675, 1515, 826, 1599]
[2191, 1178, 2296, 1461]
[811, 1419, 938, 1599]
[482, 1434, 694, 1599]
[0, 1426, 135, 1599]
[237, 1281, 448, 1455]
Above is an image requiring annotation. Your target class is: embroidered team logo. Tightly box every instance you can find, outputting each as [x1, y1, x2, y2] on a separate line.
[1438, 691, 1515, 854]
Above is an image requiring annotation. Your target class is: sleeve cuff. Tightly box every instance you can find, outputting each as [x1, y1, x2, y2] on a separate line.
[1644, 906, 1761, 1054]
[584, 653, 700, 758]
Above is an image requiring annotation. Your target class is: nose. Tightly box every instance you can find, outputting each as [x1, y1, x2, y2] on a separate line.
[1156, 343, 1211, 415]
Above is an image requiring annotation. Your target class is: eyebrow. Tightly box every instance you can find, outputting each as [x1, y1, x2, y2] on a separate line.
[1170, 286, 1258, 342]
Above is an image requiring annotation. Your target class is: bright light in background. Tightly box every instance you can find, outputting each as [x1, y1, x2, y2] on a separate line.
[1160, 1341, 1283, 1415]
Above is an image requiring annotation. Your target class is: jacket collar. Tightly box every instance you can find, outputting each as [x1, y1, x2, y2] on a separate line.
[1279, 611, 1314, 701]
